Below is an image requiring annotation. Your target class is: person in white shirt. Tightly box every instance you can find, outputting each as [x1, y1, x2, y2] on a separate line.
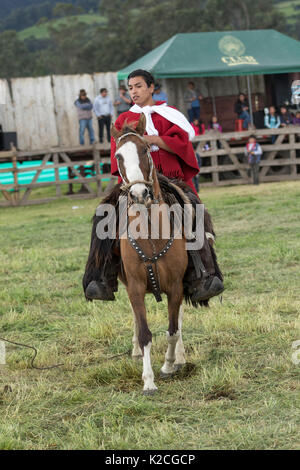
[93, 88, 114, 143]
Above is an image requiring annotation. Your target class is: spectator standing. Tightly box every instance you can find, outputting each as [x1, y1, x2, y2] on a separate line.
[234, 93, 250, 129]
[244, 135, 262, 185]
[74, 89, 95, 146]
[114, 85, 131, 116]
[94, 88, 114, 143]
[264, 106, 280, 144]
[192, 152, 202, 193]
[153, 83, 168, 103]
[184, 81, 203, 122]
[279, 106, 293, 127]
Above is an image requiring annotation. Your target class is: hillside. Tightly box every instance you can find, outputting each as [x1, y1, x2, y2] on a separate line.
[18, 14, 106, 40]
[276, 0, 300, 23]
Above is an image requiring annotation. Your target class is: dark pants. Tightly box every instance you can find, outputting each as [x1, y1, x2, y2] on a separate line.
[98, 115, 111, 143]
[188, 107, 200, 122]
[250, 162, 260, 185]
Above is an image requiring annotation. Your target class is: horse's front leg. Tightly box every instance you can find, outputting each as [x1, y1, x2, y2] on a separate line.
[127, 283, 157, 395]
[161, 284, 182, 377]
[174, 305, 186, 369]
[131, 306, 143, 359]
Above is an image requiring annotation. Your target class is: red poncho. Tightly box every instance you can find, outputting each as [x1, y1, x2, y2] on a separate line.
[110, 102, 199, 192]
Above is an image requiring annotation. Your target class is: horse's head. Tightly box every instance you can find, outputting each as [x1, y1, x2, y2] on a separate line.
[111, 115, 159, 207]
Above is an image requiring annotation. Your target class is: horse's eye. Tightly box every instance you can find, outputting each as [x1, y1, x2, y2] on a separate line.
[115, 153, 121, 160]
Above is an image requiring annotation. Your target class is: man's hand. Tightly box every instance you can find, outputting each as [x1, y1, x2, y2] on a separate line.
[143, 135, 159, 145]
[143, 134, 175, 154]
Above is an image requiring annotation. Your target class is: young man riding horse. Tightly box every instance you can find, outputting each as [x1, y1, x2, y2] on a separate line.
[83, 69, 224, 304]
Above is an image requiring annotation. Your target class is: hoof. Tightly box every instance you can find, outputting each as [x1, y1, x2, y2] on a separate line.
[85, 281, 115, 301]
[174, 363, 186, 371]
[143, 388, 157, 396]
[160, 370, 176, 379]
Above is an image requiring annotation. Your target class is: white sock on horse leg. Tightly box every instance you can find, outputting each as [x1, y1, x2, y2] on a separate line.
[175, 306, 186, 366]
[132, 311, 142, 358]
[161, 331, 180, 374]
[142, 342, 157, 392]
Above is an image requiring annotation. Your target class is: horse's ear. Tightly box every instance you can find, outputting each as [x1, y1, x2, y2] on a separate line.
[135, 114, 146, 136]
[111, 123, 122, 141]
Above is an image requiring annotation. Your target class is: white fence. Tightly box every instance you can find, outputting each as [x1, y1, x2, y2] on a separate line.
[0, 72, 265, 151]
[0, 72, 119, 151]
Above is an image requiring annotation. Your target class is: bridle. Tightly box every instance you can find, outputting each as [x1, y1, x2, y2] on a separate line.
[115, 132, 155, 194]
[115, 131, 170, 302]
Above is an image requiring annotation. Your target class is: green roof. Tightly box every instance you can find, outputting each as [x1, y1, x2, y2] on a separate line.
[118, 30, 300, 79]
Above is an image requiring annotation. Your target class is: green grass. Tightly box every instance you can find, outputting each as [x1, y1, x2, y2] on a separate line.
[0, 181, 299, 450]
[18, 14, 106, 40]
[276, 0, 300, 24]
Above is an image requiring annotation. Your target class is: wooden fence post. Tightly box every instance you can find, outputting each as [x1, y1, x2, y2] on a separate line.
[53, 153, 61, 196]
[93, 143, 102, 197]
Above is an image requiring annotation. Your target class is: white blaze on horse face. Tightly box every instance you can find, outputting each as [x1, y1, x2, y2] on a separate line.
[118, 141, 147, 198]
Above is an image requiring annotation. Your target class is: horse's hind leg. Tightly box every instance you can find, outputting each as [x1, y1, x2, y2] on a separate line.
[161, 285, 182, 377]
[127, 285, 157, 394]
[174, 305, 186, 370]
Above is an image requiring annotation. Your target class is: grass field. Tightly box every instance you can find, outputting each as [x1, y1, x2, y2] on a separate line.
[18, 14, 106, 40]
[0, 181, 299, 450]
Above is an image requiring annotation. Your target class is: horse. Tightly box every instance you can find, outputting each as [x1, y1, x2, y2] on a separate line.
[109, 115, 191, 394]
[83, 115, 222, 394]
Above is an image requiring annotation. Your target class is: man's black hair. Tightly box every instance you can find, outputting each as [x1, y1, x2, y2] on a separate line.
[249, 134, 256, 139]
[127, 69, 155, 87]
[100, 88, 107, 93]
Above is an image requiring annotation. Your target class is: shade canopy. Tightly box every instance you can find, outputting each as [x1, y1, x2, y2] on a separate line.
[117, 30, 300, 80]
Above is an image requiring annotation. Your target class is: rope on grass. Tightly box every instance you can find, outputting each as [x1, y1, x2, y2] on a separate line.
[0, 336, 132, 371]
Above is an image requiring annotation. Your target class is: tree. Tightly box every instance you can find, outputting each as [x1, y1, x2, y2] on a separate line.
[202, 0, 285, 32]
[52, 3, 84, 18]
[0, 31, 36, 79]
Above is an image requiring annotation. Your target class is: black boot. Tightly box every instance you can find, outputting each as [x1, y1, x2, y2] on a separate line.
[183, 238, 224, 305]
[84, 254, 120, 301]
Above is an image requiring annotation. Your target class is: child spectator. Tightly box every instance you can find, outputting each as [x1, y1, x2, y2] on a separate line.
[293, 111, 300, 126]
[191, 118, 205, 135]
[244, 135, 262, 185]
[208, 116, 222, 132]
[279, 106, 293, 127]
